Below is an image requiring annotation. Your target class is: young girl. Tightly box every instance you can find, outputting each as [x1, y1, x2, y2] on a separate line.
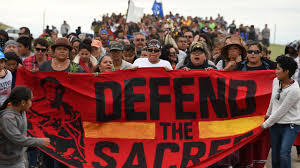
[73, 39, 98, 73]
[0, 86, 50, 168]
[0, 51, 12, 105]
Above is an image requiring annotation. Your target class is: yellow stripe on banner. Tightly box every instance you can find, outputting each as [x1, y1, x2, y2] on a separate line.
[83, 122, 155, 139]
[199, 115, 264, 138]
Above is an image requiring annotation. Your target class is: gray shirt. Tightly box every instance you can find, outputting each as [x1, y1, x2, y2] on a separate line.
[262, 28, 270, 39]
[0, 109, 44, 165]
[0, 70, 12, 106]
[120, 60, 133, 70]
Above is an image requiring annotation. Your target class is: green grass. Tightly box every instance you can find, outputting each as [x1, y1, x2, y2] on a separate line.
[269, 44, 285, 61]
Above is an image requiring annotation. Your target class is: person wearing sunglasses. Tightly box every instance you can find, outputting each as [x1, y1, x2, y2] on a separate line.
[233, 41, 275, 168]
[261, 55, 300, 168]
[234, 41, 275, 71]
[23, 38, 50, 71]
[133, 39, 172, 71]
[133, 32, 146, 58]
[183, 30, 194, 46]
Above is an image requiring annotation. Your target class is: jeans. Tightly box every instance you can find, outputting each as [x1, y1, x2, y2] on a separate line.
[270, 123, 300, 168]
[41, 152, 68, 168]
[27, 147, 38, 167]
[262, 38, 270, 47]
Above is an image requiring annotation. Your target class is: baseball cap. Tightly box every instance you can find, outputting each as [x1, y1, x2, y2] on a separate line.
[91, 40, 102, 48]
[100, 30, 108, 35]
[110, 42, 124, 51]
[0, 51, 7, 61]
[147, 39, 161, 49]
[190, 42, 205, 52]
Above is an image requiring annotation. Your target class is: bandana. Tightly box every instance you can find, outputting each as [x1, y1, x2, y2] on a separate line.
[79, 58, 93, 73]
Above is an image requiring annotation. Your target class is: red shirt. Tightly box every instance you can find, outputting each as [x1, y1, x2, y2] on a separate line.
[23, 55, 51, 71]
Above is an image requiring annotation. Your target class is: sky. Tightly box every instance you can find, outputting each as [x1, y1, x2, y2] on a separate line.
[1, 0, 300, 45]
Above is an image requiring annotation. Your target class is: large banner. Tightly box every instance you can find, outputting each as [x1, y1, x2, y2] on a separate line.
[16, 68, 275, 168]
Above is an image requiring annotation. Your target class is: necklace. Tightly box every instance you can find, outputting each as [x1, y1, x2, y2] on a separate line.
[53, 58, 69, 69]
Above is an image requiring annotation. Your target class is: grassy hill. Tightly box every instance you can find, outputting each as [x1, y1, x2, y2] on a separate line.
[269, 44, 285, 61]
[0, 22, 11, 30]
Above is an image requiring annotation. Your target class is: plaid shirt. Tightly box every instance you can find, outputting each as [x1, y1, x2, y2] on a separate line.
[22, 55, 51, 71]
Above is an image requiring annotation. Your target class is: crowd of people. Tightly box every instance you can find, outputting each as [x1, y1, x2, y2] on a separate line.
[0, 11, 300, 168]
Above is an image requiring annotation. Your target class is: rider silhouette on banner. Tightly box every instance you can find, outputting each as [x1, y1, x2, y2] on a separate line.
[27, 77, 85, 167]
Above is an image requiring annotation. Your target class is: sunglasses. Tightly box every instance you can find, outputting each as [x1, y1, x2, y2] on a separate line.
[136, 38, 145, 42]
[147, 49, 160, 53]
[184, 36, 193, 39]
[276, 88, 282, 100]
[247, 50, 260, 54]
[36, 48, 47, 52]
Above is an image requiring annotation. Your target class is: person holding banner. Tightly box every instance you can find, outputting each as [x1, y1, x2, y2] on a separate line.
[94, 55, 114, 73]
[39, 37, 84, 73]
[261, 55, 300, 168]
[216, 35, 246, 71]
[180, 41, 216, 71]
[109, 41, 133, 70]
[0, 86, 50, 168]
[38, 37, 84, 168]
[235, 41, 272, 167]
[72, 39, 98, 73]
[234, 41, 272, 71]
[133, 39, 173, 70]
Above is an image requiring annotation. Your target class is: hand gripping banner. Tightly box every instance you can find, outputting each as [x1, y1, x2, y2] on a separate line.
[16, 67, 275, 168]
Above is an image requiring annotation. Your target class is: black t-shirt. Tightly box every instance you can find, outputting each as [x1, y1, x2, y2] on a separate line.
[245, 64, 268, 71]
[234, 61, 269, 71]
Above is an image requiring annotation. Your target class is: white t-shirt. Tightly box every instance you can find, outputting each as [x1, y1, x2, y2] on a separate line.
[0, 70, 12, 106]
[133, 58, 173, 70]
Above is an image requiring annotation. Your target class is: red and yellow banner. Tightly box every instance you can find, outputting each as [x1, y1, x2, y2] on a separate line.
[16, 67, 275, 168]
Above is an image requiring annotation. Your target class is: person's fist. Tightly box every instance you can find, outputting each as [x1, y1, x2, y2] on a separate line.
[183, 67, 191, 71]
[130, 66, 138, 71]
[42, 138, 50, 147]
[164, 67, 172, 71]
